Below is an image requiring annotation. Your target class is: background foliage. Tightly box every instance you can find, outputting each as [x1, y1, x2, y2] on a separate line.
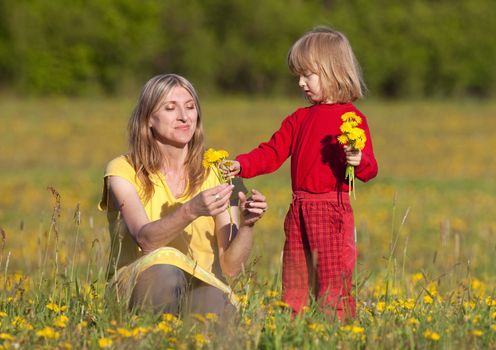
[0, 0, 494, 98]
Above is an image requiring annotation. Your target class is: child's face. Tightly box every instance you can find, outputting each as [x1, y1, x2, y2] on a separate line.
[298, 73, 324, 103]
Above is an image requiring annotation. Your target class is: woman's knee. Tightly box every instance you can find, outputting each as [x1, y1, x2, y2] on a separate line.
[130, 264, 187, 313]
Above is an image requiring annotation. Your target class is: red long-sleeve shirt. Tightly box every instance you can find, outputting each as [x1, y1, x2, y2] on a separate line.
[236, 103, 378, 193]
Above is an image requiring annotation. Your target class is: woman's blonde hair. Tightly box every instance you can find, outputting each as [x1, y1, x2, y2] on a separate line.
[288, 27, 366, 103]
[127, 74, 207, 203]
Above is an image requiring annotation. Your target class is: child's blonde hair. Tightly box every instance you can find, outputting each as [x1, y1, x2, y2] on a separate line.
[288, 26, 365, 103]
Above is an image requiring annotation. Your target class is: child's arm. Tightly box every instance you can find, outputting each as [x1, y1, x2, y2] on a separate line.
[233, 113, 297, 178]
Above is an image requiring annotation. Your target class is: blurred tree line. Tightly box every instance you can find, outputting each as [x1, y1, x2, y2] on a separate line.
[0, 0, 493, 98]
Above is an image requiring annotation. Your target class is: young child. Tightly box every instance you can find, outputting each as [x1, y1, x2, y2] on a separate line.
[224, 27, 378, 319]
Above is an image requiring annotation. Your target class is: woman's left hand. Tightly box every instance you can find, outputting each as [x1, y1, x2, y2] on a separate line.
[239, 189, 267, 227]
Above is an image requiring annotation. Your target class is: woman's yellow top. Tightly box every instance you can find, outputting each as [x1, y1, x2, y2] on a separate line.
[99, 155, 223, 279]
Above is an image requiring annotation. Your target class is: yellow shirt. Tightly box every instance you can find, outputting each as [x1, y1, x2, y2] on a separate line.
[99, 155, 223, 279]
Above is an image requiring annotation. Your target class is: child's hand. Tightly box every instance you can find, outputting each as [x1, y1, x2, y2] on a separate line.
[221, 160, 241, 178]
[344, 145, 362, 166]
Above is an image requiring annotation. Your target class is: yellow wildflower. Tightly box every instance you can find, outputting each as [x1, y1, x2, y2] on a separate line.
[11, 316, 33, 330]
[117, 327, 133, 337]
[53, 315, 69, 328]
[406, 318, 420, 329]
[162, 313, 179, 323]
[376, 301, 386, 313]
[423, 330, 440, 341]
[193, 333, 208, 347]
[471, 330, 483, 337]
[205, 313, 218, 321]
[155, 321, 172, 334]
[0, 333, 15, 341]
[0, 312, 7, 318]
[423, 295, 433, 304]
[202, 148, 230, 170]
[485, 297, 496, 307]
[98, 337, 113, 348]
[351, 326, 364, 334]
[36, 327, 60, 340]
[60, 342, 73, 349]
[265, 290, 279, 298]
[337, 111, 366, 198]
[273, 300, 290, 308]
[308, 322, 325, 334]
[46, 302, 67, 313]
[491, 324, 496, 332]
[77, 320, 88, 331]
[411, 273, 423, 284]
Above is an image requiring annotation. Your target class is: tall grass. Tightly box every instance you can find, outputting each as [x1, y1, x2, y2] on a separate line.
[0, 97, 495, 348]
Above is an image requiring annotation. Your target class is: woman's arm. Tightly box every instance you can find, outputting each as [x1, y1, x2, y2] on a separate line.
[216, 189, 267, 277]
[108, 176, 234, 253]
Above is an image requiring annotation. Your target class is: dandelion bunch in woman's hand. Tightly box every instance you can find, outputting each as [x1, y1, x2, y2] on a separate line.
[203, 148, 235, 238]
[202, 148, 233, 184]
[337, 112, 367, 198]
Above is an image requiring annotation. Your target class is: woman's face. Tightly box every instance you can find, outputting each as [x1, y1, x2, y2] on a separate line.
[149, 86, 198, 147]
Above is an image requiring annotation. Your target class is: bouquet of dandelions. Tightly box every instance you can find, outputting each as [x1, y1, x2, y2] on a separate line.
[337, 112, 366, 199]
[202, 148, 235, 238]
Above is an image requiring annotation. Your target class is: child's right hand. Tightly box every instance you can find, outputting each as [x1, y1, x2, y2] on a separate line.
[221, 160, 241, 178]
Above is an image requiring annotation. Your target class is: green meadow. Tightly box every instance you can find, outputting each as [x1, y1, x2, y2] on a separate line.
[0, 97, 495, 349]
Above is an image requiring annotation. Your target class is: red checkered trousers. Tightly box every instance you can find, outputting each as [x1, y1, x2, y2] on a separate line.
[282, 191, 356, 320]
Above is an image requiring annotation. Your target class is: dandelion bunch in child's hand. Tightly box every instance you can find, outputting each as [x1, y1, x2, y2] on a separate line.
[337, 112, 366, 198]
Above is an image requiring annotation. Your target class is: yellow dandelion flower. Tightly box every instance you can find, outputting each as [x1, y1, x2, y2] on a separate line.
[11, 316, 33, 330]
[53, 315, 69, 328]
[193, 333, 208, 347]
[273, 300, 290, 308]
[117, 327, 133, 337]
[205, 313, 218, 321]
[376, 301, 386, 313]
[411, 273, 423, 284]
[423, 295, 434, 304]
[491, 324, 496, 332]
[426, 282, 438, 297]
[308, 322, 325, 334]
[0, 312, 7, 318]
[423, 330, 440, 341]
[407, 318, 420, 328]
[77, 320, 88, 331]
[491, 311, 496, 320]
[162, 313, 178, 322]
[351, 326, 364, 334]
[155, 321, 172, 334]
[265, 290, 279, 298]
[471, 330, 483, 337]
[337, 135, 348, 145]
[339, 122, 353, 134]
[36, 327, 60, 340]
[98, 337, 113, 348]
[0, 333, 15, 341]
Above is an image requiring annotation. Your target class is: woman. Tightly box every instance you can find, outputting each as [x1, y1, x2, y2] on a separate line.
[99, 74, 267, 317]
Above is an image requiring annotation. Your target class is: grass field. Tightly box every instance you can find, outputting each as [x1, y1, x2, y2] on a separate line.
[0, 97, 495, 349]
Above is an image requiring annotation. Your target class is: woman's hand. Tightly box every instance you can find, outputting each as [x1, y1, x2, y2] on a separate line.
[344, 145, 362, 166]
[239, 189, 267, 227]
[185, 183, 234, 219]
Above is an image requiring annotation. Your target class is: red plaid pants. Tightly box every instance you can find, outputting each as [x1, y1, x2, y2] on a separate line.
[282, 191, 356, 319]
